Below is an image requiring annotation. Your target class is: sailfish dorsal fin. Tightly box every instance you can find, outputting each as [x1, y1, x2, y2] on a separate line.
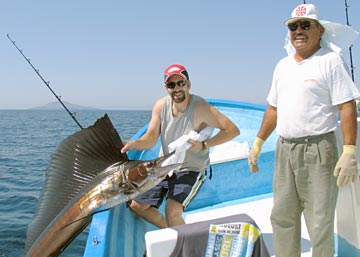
[25, 114, 127, 252]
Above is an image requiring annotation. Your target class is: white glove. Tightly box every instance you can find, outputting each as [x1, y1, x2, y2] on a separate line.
[248, 137, 264, 173]
[334, 145, 358, 187]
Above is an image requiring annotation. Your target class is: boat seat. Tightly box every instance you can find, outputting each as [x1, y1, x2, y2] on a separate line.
[145, 213, 270, 257]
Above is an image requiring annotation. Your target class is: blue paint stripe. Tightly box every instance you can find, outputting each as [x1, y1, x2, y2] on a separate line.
[336, 234, 360, 257]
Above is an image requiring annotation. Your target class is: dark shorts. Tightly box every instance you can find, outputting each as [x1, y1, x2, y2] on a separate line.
[133, 170, 206, 209]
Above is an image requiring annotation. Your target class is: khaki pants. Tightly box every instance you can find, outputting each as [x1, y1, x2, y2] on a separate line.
[270, 132, 338, 257]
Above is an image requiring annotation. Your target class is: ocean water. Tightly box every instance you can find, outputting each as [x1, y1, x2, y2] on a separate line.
[0, 110, 151, 257]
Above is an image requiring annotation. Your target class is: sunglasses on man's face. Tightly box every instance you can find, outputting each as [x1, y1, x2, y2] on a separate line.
[287, 20, 315, 32]
[166, 80, 187, 89]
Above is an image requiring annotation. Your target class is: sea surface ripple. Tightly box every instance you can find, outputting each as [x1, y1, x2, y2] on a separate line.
[0, 110, 150, 257]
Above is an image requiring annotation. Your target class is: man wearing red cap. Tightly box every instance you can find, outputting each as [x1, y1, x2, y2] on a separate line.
[121, 64, 239, 228]
[247, 3, 359, 256]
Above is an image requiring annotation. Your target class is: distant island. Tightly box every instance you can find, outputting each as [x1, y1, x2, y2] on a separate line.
[30, 101, 100, 110]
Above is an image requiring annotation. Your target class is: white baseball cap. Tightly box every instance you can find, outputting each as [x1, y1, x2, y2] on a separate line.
[285, 4, 321, 25]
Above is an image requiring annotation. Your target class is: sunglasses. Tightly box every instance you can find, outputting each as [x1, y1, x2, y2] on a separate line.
[287, 20, 316, 32]
[166, 80, 187, 89]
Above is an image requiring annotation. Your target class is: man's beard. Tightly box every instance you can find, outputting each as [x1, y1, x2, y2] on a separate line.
[171, 91, 186, 103]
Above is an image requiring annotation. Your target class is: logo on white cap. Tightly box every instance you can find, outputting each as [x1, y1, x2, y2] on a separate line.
[295, 5, 306, 17]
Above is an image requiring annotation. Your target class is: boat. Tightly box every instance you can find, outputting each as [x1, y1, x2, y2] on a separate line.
[83, 99, 360, 257]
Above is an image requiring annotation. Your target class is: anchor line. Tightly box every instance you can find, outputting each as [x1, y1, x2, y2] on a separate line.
[344, 0, 356, 82]
[6, 34, 83, 129]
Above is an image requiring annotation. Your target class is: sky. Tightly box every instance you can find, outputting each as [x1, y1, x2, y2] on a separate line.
[1, 0, 360, 110]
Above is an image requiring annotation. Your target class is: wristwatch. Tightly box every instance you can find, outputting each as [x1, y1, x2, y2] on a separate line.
[202, 141, 209, 150]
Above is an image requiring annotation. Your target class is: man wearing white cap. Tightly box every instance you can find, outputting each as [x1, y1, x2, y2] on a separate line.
[122, 64, 239, 228]
[248, 3, 359, 256]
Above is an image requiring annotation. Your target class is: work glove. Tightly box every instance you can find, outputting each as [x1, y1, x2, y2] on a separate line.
[248, 137, 264, 173]
[333, 145, 358, 187]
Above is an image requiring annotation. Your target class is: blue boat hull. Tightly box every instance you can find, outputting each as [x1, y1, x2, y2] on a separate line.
[83, 99, 360, 257]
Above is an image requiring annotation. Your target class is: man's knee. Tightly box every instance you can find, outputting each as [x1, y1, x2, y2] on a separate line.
[129, 200, 150, 215]
[165, 200, 183, 218]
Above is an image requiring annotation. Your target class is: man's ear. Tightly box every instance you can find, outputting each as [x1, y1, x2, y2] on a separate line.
[319, 24, 325, 37]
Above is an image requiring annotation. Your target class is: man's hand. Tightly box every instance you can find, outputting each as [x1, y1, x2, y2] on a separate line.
[248, 137, 264, 173]
[121, 140, 134, 153]
[334, 145, 358, 186]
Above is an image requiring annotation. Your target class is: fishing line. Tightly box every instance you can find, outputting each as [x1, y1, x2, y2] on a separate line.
[6, 34, 84, 129]
[344, 0, 356, 82]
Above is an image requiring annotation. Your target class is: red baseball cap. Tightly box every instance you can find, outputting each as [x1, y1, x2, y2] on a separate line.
[164, 64, 189, 82]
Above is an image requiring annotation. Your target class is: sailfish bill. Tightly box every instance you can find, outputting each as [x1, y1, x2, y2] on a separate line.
[24, 114, 182, 257]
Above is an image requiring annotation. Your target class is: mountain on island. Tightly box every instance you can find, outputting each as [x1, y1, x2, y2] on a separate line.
[31, 101, 99, 110]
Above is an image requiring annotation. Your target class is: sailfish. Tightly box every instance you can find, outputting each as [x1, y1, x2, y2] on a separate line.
[24, 114, 181, 257]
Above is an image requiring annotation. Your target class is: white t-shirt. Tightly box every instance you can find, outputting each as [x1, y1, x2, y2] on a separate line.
[267, 48, 360, 138]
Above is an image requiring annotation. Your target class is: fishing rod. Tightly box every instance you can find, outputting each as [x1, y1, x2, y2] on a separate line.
[344, 0, 356, 82]
[6, 34, 84, 129]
